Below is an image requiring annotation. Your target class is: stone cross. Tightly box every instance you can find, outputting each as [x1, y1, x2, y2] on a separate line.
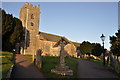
[59, 40, 66, 65]
[51, 38, 73, 76]
[36, 49, 42, 69]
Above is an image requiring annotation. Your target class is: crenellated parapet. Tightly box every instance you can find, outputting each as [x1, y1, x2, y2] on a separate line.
[22, 2, 40, 10]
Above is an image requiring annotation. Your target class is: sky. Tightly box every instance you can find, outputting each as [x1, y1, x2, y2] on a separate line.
[1, 2, 119, 50]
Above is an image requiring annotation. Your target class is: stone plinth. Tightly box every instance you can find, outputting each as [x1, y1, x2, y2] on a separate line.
[51, 63, 73, 76]
[51, 68, 73, 76]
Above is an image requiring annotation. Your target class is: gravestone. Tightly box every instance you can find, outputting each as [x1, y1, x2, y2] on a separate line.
[109, 52, 114, 69]
[114, 59, 120, 73]
[35, 49, 42, 70]
[51, 38, 73, 76]
[108, 52, 120, 73]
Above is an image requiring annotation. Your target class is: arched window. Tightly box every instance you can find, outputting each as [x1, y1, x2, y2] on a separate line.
[31, 22, 34, 26]
[31, 14, 34, 19]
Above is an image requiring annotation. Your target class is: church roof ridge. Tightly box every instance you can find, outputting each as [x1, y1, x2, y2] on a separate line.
[39, 31, 63, 38]
[39, 31, 80, 47]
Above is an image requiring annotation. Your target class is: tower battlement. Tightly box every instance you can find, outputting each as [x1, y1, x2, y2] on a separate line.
[20, 2, 40, 28]
[22, 2, 40, 10]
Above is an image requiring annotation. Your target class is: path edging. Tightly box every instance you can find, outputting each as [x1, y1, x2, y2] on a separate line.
[6, 64, 14, 78]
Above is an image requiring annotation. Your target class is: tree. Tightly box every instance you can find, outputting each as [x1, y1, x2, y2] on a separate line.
[79, 41, 104, 57]
[2, 9, 24, 51]
[110, 29, 120, 60]
[91, 43, 103, 57]
[79, 41, 94, 55]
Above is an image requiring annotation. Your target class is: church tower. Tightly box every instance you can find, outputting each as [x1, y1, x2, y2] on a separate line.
[20, 2, 40, 54]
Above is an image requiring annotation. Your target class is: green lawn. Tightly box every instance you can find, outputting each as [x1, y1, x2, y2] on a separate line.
[89, 59, 103, 66]
[24, 55, 78, 79]
[42, 56, 78, 78]
[1, 51, 13, 79]
[24, 54, 33, 60]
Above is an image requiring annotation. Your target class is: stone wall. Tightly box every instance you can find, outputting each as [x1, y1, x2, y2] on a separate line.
[38, 40, 59, 56]
[65, 43, 77, 57]
[38, 40, 77, 57]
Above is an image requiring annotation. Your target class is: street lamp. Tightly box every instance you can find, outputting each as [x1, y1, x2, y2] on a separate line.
[100, 34, 105, 66]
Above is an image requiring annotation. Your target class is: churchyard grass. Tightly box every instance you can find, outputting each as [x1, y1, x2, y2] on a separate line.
[89, 59, 103, 65]
[42, 56, 78, 78]
[24, 54, 33, 60]
[1, 51, 13, 78]
[24, 55, 78, 79]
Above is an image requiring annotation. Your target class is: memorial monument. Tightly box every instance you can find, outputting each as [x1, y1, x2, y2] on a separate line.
[51, 37, 73, 76]
[35, 49, 42, 70]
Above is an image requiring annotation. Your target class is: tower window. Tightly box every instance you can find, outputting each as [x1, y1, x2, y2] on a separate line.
[31, 22, 34, 26]
[31, 14, 34, 19]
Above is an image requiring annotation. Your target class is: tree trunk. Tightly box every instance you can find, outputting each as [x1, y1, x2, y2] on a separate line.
[117, 55, 119, 62]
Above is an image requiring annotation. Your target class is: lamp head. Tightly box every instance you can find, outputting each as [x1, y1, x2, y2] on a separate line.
[100, 34, 105, 41]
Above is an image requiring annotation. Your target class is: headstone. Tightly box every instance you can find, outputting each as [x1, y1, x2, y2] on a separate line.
[109, 52, 114, 69]
[35, 49, 42, 69]
[114, 59, 120, 73]
[51, 39, 73, 76]
[108, 51, 120, 73]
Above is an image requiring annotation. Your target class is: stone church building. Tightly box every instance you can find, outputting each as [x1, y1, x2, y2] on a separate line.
[20, 3, 80, 57]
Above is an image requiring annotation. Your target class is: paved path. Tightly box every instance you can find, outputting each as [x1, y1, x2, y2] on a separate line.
[71, 58, 119, 78]
[11, 54, 119, 78]
[11, 54, 45, 78]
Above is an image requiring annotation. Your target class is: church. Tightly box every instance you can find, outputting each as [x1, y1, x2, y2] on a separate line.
[20, 2, 80, 57]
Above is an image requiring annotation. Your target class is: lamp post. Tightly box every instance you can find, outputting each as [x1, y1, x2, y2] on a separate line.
[100, 34, 105, 66]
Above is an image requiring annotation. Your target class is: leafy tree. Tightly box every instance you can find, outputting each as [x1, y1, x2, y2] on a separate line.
[79, 41, 104, 57]
[110, 29, 120, 60]
[79, 41, 94, 54]
[2, 9, 24, 51]
[91, 43, 103, 57]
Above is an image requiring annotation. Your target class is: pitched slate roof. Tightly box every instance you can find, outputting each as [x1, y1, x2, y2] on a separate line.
[39, 32, 63, 42]
[39, 32, 80, 47]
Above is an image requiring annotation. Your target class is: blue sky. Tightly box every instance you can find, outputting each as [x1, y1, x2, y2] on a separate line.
[2, 2, 119, 50]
